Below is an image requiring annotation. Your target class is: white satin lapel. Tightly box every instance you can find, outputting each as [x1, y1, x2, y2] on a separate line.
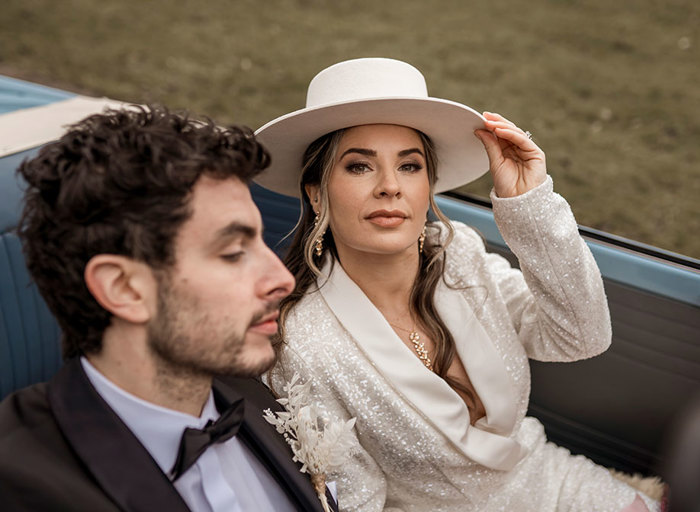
[433, 280, 519, 435]
[318, 260, 527, 471]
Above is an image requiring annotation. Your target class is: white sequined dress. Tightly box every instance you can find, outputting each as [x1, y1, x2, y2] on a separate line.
[268, 177, 659, 512]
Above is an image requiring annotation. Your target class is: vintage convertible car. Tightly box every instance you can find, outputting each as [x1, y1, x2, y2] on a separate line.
[1, 75, 698, 483]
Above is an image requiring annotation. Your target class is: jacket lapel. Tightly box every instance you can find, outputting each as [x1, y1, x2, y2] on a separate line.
[47, 358, 191, 512]
[214, 377, 337, 512]
[317, 259, 527, 471]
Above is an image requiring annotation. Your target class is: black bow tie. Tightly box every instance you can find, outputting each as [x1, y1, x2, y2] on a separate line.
[169, 397, 245, 481]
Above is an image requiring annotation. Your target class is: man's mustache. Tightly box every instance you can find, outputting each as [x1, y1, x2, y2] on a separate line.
[248, 301, 282, 327]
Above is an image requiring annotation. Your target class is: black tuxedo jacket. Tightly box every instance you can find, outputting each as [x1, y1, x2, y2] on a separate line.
[0, 358, 337, 511]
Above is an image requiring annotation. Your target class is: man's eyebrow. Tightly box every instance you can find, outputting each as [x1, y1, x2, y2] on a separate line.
[398, 148, 425, 158]
[339, 148, 377, 159]
[213, 221, 257, 243]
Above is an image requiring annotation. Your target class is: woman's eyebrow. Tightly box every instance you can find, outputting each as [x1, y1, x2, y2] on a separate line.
[339, 148, 377, 159]
[339, 147, 425, 159]
[398, 148, 424, 158]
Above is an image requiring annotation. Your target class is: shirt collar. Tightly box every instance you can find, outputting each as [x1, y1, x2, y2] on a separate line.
[80, 357, 219, 475]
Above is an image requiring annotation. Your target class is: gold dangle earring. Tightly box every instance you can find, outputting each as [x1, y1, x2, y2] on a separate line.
[313, 213, 324, 257]
[312, 197, 324, 257]
[418, 224, 426, 253]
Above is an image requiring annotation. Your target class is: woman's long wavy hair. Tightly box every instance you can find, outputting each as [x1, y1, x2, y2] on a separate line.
[275, 127, 478, 403]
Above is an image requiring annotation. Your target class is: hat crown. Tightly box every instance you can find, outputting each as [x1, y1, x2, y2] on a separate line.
[306, 58, 429, 108]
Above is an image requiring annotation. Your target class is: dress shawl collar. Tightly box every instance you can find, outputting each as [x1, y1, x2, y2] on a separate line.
[317, 259, 527, 471]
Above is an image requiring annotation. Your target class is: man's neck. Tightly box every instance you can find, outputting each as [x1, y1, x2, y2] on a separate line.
[87, 325, 211, 417]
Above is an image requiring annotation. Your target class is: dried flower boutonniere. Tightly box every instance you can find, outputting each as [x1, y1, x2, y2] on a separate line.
[263, 373, 356, 512]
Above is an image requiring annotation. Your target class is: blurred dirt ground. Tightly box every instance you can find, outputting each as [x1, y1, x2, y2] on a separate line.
[1, 0, 698, 258]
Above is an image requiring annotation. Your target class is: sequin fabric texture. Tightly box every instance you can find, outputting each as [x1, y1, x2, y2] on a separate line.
[268, 177, 659, 512]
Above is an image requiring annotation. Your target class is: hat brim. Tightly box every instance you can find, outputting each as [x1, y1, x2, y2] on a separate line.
[254, 97, 489, 198]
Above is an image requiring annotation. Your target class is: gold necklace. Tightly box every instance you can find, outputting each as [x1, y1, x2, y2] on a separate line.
[390, 322, 433, 371]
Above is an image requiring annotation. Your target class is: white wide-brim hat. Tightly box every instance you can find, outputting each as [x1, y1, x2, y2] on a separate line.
[254, 58, 489, 198]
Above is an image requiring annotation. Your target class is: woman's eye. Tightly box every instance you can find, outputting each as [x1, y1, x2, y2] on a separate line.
[346, 162, 370, 174]
[221, 252, 244, 263]
[400, 162, 423, 173]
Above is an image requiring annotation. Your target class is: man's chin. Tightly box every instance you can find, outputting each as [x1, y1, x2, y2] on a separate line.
[216, 348, 277, 379]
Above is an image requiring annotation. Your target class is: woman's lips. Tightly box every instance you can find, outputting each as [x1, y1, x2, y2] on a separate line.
[367, 216, 405, 227]
[366, 210, 407, 228]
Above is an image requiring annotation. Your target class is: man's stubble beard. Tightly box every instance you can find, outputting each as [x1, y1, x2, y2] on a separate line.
[146, 276, 278, 382]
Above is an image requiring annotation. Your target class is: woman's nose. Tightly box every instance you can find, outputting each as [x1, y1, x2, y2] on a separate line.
[374, 169, 401, 198]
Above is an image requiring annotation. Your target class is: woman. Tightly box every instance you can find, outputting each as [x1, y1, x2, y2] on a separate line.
[256, 58, 659, 511]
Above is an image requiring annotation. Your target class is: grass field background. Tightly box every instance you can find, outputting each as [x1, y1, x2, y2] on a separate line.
[1, 0, 698, 258]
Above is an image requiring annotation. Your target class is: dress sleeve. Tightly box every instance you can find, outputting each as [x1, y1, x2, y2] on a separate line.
[484, 175, 612, 361]
[267, 345, 397, 512]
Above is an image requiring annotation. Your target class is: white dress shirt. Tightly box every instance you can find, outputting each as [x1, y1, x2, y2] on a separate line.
[81, 358, 296, 512]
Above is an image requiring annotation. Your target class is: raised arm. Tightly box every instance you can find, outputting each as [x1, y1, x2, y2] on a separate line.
[473, 113, 611, 361]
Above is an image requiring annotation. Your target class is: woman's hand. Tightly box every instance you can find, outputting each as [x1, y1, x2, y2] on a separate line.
[475, 112, 547, 198]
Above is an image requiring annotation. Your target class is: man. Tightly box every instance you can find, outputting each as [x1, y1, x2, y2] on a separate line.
[0, 106, 336, 511]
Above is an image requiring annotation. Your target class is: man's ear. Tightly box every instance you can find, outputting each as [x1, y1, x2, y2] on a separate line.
[84, 255, 158, 324]
[304, 184, 321, 214]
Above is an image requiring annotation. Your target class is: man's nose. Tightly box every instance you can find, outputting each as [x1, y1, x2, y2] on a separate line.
[261, 246, 295, 301]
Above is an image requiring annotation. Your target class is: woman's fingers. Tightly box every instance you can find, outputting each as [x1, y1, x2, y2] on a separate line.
[483, 112, 534, 142]
[484, 120, 519, 133]
[478, 112, 547, 197]
[482, 111, 540, 152]
[483, 111, 510, 122]
[474, 129, 504, 166]
[492, 126, 537, 151]
[475, 125, 538, 166]
[483, 112, 518, 130]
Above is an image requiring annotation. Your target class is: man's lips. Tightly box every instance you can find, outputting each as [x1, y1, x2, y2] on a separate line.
[249, 312, 280, 335]
[366, 209, 407, 227]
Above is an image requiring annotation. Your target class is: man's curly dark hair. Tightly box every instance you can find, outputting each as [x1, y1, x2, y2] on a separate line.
[17, 105, 270, 359]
